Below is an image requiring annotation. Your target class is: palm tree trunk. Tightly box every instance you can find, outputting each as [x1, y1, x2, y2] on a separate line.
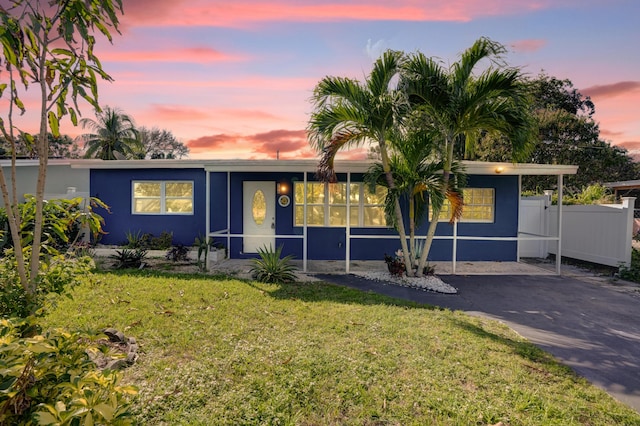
[379, 141, 413, 275]
[416, 140, 454, 277]
[409, 192, 416, 267]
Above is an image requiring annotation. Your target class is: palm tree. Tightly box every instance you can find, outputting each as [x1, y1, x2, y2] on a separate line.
[367, 126, 465, 273]
[307, 50, 414, 271]
[79, 106, 140, 160]
[400, 37, 536, 276]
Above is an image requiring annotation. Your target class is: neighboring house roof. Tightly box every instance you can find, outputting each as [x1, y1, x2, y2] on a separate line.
[603, 180, 640, 191]
[0, 159, 577, 176]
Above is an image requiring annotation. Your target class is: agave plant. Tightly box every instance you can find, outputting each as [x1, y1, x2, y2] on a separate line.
[250, 245, 297, 283]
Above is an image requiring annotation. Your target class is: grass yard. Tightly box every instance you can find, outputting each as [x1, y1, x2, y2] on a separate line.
[42, 270, 640, 425]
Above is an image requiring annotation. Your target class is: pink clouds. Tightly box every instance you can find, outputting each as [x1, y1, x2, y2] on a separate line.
[510, 39, 547, 52]
[582, 81, 640, 99]
[186, 129, 315, 159]
[147, 105, 212, 121]
[120, 0, 569, 28]
[100, 47, 244, 63]
[184, 129, 377, 160]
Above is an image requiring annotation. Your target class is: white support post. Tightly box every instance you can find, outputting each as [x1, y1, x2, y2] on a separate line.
[205, 171, 210, 265]
[345, 173, 351, 274]
[226, 171, 231, 253]
[556, 174, 563, 275]
[621, 197, 636, 268]
[303, 172, 308, 272]
[517, 175, 522, 261]
[452, 219, 458, 275]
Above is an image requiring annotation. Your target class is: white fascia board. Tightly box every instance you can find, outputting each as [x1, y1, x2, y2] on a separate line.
[21, 158, 577, 176]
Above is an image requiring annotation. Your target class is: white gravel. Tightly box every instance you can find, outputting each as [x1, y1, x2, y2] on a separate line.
[352, 271, 458, 294]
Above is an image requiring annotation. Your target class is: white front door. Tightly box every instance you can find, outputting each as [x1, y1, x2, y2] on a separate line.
[243, 181, 276, 253]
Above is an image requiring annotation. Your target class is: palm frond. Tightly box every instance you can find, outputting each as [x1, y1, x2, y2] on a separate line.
[367, 50, 405, 97]
[445, 189, 464, 224]
[315, 130, 359, 183]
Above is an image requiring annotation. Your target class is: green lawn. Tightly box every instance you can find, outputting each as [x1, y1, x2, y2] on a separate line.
[42, 271, 640, 425]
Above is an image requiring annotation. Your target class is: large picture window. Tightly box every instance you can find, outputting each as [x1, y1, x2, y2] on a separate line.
[294, 182, 387, 227]
[132, 181, 194, 215]
[430, 188, 494, 223]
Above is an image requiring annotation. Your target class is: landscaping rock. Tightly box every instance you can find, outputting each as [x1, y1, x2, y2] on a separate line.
[87, 328, 139, 370]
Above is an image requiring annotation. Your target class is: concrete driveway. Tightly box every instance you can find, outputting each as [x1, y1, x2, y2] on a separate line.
[314, 272, 640, 412]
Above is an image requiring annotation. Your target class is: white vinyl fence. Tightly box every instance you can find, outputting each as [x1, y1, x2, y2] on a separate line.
[519, 196, 635, 267]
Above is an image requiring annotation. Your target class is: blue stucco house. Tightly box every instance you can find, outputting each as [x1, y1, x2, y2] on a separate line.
[2, 158, 577, 270]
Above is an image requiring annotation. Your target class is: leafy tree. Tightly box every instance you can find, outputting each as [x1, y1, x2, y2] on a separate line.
[474, 74, 638, 191]
[0, 0, 123, 311]
[0, 133, 81, 159]
[79, 106, 141, 160]
[133, 127, 189, 159]
[308, 50, 414, 271]
[400, 38, 536, 276]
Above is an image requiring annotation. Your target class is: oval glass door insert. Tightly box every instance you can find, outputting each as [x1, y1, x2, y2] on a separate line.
[252, 190, 266, 225]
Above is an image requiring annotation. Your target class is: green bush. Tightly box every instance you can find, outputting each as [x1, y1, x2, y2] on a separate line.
[124, 230, 173, 250]
[165, 244, 189, 262]
[0, 318, 137, 425]
[0, 252, 94, 319]
[547, 184, 616, 205]
[250, 244, 297, 283]
[0, 195, 106, 253]
[110, 248, 148, 270]
[617, 248, 640, 283]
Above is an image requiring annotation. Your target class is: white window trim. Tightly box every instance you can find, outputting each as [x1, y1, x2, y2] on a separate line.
[132, 180, 194, 215]
[294, 182, 387, 228]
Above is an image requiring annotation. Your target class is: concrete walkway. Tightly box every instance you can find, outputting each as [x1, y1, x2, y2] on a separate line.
[311, 268, 640, 413]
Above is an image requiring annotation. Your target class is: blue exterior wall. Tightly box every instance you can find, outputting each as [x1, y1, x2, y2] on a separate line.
[90, 167, 519, 262]
[223, 172, 519, 262]
[91, 168, 206, 245]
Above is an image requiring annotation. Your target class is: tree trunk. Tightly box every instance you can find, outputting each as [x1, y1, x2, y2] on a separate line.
[379, 140, 413, 274]
[0, 67, 29, 293]
[416, 140, 454, 277]
[28, 48, 50, 294]
[0, 170, 29, 289]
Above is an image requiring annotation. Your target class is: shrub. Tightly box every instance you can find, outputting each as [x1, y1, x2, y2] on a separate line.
[124, 230, 147, 249]
[147, 231, 173, 250]
[110, 248, 148, 270]
[0, 195, 106, 253]
[0, 318, 137, 425]
[250, 245, 297, 283]
[165, 244, 190, 262]
[0, 252, 94, 319]
[617, 248, 640, 283]
[124, 231, 173, 250]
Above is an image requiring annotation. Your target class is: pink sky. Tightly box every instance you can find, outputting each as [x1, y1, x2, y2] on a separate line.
[4, 0, 639, 160]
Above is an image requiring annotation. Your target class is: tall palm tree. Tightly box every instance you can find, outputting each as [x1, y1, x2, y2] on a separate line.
[79, 106, 140, 160]
[400, 37, 536, 276]
[367, 126, 465, 272]
[308, 50, 414, 271]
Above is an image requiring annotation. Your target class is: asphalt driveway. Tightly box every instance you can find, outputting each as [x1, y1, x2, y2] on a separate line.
[314, 272, 640, 412]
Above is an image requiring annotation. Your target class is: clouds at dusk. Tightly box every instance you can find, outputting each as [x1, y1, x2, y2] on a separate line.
[100, 47, 245, 63]
[122, 0, 582, 28]
[582, 81, 640, 99]
[5, 0, 639, 160]
[510, 39, 546, 53]
[187, 129, 315, 159]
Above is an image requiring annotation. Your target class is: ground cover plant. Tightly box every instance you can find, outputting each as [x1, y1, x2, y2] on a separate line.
[41, 271, 640, 425]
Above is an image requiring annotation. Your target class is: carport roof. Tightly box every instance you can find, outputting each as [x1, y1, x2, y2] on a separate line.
[21, 158, 578, 176]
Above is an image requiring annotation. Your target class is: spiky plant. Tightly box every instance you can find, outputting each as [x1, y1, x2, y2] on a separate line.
[249, 245, 297, 283]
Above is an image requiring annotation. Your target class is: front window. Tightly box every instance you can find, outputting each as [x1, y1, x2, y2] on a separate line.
[132, 181, 194, 215]
[430, 188, 494, 223]
[294, 182, 387, 227]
